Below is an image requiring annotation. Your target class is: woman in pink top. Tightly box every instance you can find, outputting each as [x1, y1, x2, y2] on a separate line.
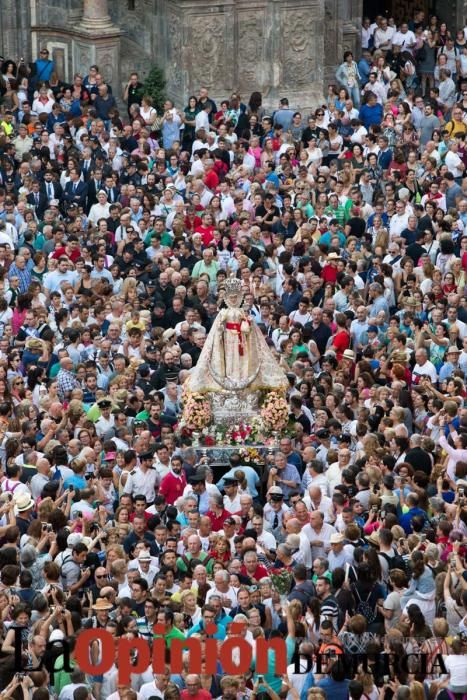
[248, 135, 262, 168]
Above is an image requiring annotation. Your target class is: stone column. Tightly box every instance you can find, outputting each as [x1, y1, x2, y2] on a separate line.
[68, 0, 83, 26]
[81, 0, 113, 31]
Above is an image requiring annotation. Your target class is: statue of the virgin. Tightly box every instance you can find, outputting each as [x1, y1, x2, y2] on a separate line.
[187, 278, 287, 393]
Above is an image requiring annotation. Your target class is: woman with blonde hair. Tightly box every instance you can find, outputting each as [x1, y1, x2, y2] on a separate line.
[180, 589, 201, 625]
[374, 228, 389, 251]
[37, 498, 54, 524]
[419, 259, 435, 294]
[106, 546, 127, 573]
[408, 681, 425, 700]
[66, 456, 87, 490]
[366, 465, 383, 490]
[359, 433, 380, 460]
[391, 525, 405, 544]
[121, 276, 138, 302]
[210, 535, 231, 565]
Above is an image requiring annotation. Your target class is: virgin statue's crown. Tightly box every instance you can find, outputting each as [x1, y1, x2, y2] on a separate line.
[224, 278, 243, 296]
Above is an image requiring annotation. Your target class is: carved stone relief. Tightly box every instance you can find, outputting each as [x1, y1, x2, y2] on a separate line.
[166, 11, 183, 91]
[281, 8, 315, 86]
[236, 9, 265, 89]
[96, 48, 117, 84]
[74, 41, 94, 75]
[187, 14, 226, 92]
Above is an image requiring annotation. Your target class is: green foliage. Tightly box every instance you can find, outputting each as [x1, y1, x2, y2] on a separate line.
[142, 65, 167, 114]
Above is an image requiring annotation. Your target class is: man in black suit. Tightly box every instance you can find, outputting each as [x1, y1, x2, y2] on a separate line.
[80, 148, 94, 181]
[26, 180, 48, 219]
[103, 174, 119, 204]
[86, 167, 104, 213]
[63, 168, 88, 210]
[42, 171, 62, 204]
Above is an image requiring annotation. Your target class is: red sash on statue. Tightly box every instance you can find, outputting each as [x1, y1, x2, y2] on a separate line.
[225, 322, 244, 355]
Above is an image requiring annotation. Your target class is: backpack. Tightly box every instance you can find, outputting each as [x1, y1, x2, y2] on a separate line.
[59, 555, 79, 591]
[2, 480, 23, 494]
[379, 550, 409, 577]
[351, 584, 377, 624]
[83, 616, 100, 630]
[445, 120, 466, 139]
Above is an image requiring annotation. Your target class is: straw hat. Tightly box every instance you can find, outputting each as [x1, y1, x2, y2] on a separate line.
[14, 493, 35, 512]
[367, 531, 380, 547]
[330, 532, 345, 545]
[92, 598, 113, 611]
[25, 337, 43, 351]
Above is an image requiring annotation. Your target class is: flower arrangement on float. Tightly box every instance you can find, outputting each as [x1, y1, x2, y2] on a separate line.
[260, 391, 290, 431]
[180, 392, 212, 431]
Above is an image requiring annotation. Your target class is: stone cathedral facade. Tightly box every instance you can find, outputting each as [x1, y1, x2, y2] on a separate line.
[0, 0, 365, 110]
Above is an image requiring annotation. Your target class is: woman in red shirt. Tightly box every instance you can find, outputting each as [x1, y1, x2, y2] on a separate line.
[330, 312, 350, 361]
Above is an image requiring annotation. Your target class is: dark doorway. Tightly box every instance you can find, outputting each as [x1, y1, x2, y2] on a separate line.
[362, 0, 433, 24]
[362, 0, 458, 27]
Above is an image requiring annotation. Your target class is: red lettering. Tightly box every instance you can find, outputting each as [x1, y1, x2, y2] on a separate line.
[254, 637, 288, 675]
[219, 636, 253, 674]
[204, 638, 219, 674]
[151, 635, 168, 674]
[171, 637, 203, 673]
[75, 629, 114, 676]
[118, 638, 151, 685]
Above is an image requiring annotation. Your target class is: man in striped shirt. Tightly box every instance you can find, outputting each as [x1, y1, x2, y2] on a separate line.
[316, 575, 340, 631]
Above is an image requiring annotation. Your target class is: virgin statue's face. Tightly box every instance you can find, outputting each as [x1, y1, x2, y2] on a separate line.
[226, 293, 241, 308]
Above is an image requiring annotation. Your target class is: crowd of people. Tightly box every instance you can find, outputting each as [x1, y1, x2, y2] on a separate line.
[0, 9, 466, 700]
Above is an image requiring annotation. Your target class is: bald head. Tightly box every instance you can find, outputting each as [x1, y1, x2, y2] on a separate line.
[285, 518, 301, 534]
[36, 458, 51, 474]
[60, 357, 73, 371]
[308, 486, 322, 502]
[242, 537, 257, 551]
